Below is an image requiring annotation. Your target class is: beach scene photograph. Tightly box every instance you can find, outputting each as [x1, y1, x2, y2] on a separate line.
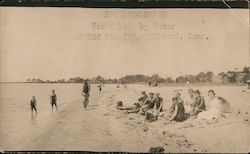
[0, 7, 249, 153]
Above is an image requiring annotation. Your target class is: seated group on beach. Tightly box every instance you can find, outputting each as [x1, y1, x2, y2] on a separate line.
[117, 88, 230, 122]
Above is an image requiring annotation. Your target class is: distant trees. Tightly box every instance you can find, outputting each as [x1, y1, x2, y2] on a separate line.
[68, 77, 84, 83]
[175, 71, 214, 83]
[25, 66, 250, 84]
[26, 78, 44, 83]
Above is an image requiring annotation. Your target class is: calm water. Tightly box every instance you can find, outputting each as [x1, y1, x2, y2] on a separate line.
[0, 83, 249, 149]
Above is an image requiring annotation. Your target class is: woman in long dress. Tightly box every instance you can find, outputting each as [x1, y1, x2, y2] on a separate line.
[197, 90, 229, 120]
[184, 88, 195, 113]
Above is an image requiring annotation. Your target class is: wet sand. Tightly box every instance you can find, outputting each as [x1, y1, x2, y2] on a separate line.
[0, 84, 249, 153]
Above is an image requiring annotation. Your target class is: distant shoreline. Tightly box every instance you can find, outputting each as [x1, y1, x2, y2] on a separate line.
[0, 82, 247, 87]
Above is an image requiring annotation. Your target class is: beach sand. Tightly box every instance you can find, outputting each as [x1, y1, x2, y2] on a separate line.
[0, 83, 249, 153]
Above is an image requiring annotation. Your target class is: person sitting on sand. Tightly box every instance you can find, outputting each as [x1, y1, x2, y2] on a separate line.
[117, 91, 148, 113]
[30, 96, 37, 115]
[140, 92, 155, 115]
[138, 91, 148, 103]
[197, 90, 230, 120]
[50, 90, 58, 112]
[145, 93, 164, 119]
[169, 97, 186, 122]
[189, 90, 205, 116]
[154, 93, 163, 113]
[184, 88, 195, 114]
[168, 92, 183, 116]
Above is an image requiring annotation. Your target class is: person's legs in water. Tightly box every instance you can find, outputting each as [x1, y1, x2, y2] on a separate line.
[34, 107, 37, 114]
[31, 106, 34, 117]
[83, 94, 89, 109]
[51, 103, 57, 112]
[54, 103, 58, 112]
[51, 103, 54, 112]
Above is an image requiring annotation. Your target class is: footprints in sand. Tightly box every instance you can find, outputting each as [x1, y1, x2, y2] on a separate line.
[101, 93, 120, 118]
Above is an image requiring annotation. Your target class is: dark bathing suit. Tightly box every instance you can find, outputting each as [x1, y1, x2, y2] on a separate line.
[145, 98, 155, 110]
[173, 101, 185, 122]
[138, 95, 148, 103]
[155, 97, 163, 112]
[51, 94, 57, 106]
[30, 100, 36, 110]
[194, 96, 206, 111]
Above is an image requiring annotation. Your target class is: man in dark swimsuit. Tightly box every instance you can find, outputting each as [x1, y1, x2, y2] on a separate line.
[82, 80, 90, 109]
[30, 96, 37, 116]
[50, 89, 58, 112]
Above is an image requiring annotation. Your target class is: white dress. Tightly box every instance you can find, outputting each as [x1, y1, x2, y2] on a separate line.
[197, 97, 221, 120]
[184, 95, 195, 113]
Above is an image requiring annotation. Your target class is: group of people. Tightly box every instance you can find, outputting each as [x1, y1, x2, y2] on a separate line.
[182, 88, 230, 121]
[117, 88, 230, 122]
[117, 91, 164, 121]
[30, 79, 229, 123]
[30, 80, 92, 116]
[30, 89, 58, 116]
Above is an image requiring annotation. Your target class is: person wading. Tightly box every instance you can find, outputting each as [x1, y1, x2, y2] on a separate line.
[82, 80, 91, 110]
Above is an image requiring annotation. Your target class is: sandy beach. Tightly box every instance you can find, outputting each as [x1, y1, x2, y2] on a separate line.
[0, 83, 249, 153]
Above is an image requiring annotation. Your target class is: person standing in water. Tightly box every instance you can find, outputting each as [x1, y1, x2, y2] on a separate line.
[30, 96, 37, 116]
[97, 84, 102, 93]
[82, 80, 91, 109]
[50, 89, 58, 112]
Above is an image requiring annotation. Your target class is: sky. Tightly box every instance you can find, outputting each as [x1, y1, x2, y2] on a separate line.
[0, 8, 249, 82]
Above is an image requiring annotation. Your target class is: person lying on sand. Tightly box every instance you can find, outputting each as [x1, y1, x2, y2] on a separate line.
[117, 91, 148, 113]
[189, 90, 205, 116]
[30, 96, 37, 115]
[169, 97, 186, 122]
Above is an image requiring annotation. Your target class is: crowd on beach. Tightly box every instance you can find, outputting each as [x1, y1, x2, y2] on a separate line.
[117, 88, 230, 123]
[29, 79, 230, 123]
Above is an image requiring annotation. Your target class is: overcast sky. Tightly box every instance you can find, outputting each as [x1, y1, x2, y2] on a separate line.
[0, 8, 249, 82]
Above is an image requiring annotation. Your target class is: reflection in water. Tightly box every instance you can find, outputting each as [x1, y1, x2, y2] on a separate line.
[30, 114, 37, 125]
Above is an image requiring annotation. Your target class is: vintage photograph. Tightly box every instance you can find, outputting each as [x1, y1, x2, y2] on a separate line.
[0, 4, 249, 153]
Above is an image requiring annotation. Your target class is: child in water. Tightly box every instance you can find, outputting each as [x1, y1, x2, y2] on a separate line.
[50, 89, 58, 112]
[30, 96, 37, 116]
